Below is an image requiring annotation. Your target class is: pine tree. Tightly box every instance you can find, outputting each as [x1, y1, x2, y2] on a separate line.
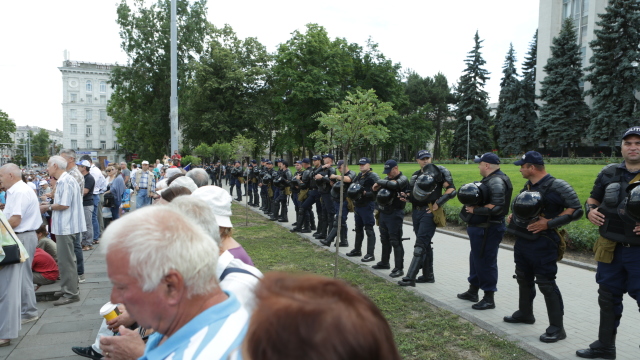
[538, 18, 589, 156]
[585, 0, 640, 147]
[495, 44, 521, 153]
[451, 31, 493, 159]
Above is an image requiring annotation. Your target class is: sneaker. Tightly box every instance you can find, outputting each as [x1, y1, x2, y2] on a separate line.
[53, 296, 80, 306]
[361, 254, 375, 262]
[79, 274, 86, 283]
[21, 316, 39, 325]
[72, 346, 104, 359]
[0, 339, 10, 347]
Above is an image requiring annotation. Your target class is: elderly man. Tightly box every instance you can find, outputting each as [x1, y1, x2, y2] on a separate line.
[77, 161, 95, 251]
[59, 149, 86, 282]
[101, 206, 248, 360]
[131, 161, 156, 209]
[0, 163, 43, 323]
[41, 156, 86, 306]
[186, 168, 209, 188]
[119, 162, 131, 187]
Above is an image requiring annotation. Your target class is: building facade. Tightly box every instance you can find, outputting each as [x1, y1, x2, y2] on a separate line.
[59, 58, 122, 167]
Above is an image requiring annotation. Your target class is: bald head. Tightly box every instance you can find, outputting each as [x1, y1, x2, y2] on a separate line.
[0, 163, 22, 188]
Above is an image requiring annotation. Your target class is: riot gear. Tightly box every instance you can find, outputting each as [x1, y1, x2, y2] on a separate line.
[623, 181, 640, 223]
[261, 173, 272, 185]
[273, 176, 286, 189]
[457, 182, 484, 206]
[511, 191, 543, 229]
[347, 183, 364, 201]
[376, 188, 395, 206]
[331, 181, 345, 200]
[412, 174, 437, 202]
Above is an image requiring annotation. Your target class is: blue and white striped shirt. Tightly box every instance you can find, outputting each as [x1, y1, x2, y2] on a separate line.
[51, 172, 86, 235]
[140, 291, 248, 360]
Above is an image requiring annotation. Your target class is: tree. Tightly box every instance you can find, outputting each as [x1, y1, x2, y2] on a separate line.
[585, 0, 640, 148]
[231, 135, 256, 163]
[311, 88, 393, 278]
[495, 44, 520, 152]
[0, 109, 16, 147]
[192, 143, 213, 163]
[107, 0, 209, 159]
[31, 128, 51, 157]
[451, 31, 493, 159]
[538, 18, 589, 156]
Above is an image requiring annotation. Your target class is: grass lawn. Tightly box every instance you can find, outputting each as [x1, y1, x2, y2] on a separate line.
[232, 204, 536, 360]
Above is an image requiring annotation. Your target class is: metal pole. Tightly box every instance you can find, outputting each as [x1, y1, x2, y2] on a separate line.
[466, 120, 469, 165]
[170, 0, 179, 155]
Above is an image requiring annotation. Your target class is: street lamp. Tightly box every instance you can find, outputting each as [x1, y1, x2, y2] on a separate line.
[466, 115, 472, 164]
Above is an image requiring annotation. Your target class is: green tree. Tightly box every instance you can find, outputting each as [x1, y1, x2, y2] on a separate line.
[107, 0, 209, 159]
[31, 128, 51, 157]
[311, 89, 393, 278]
[211, 142, 234, 163]
[538, 18, 589, 156]
[192, 142, 213, 163]
[231, 135, 256, 163]
[451, 31, 493, 159]
[0, 109, 16, 147]
[495, 44, 520, 152]
[585, 0, 640, 148]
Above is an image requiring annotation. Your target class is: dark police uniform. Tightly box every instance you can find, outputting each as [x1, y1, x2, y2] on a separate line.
[506, 152, 581, 343]
[347, 158, 380, 261]
[290, 162, 303, 226]
[299, 156, 322, 234]
[373, 163, 408, 276]
[260, 162, 275, 215]
[230, 163, 243, 201]
[271, 163, 292, 222]
[457, 154, 511, 309]
[314, 155, 337, 239]
[321, 167, 356, 247]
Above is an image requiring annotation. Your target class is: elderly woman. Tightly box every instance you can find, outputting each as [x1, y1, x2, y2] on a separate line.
[192, 186, 253, 265]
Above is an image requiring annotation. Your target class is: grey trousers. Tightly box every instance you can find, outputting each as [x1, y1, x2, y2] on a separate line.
[17, 231, 38, 320]
[82, 206, 94, 247]
[0, 262, 22, 339]
[56, 234, 79, 299]
[33, 272, 56, 286]
[98, 194, 105, 234]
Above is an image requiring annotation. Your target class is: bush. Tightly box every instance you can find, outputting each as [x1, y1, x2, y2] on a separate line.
[564, 221, 598, 251]
[182, 155, 202, 166]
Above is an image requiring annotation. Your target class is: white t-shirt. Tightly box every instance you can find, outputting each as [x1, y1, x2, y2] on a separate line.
[27, 182, 36, 191]
[4, 181, 43, 232]
[216, 251, 262, 313]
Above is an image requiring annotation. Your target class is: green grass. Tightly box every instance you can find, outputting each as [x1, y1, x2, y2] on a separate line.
[232, 204, 536, 360]
[362, 163, 602, 251]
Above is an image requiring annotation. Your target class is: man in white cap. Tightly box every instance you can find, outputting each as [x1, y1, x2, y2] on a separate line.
[131, 161, 155, 209]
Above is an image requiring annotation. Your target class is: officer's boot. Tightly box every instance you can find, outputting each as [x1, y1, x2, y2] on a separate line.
[253, 190, 260, 207]
[576, 289, 617, 359]
[398, 246, 425, 287]
[362, 224, 376, 262]
[314, 214, 328, 239]
[346, 226, 364, 257]
[338, 223, 348, 247]
[291, 209, 302, 232]
[538, 278, 566, 343]
[235, 186, 242, 202]
[291, 206, 299, 227]
[247, 191, 254, 206]
[504, 269, 537, 324]
[323, 216, 334, 241]
[417, 245, 435, 283]
[472, 291, 496, 310]
[457, 285, 480, 303]
[309, 210, 317, 231]
[389, 238, 404, 278]
[259, 195, 265, 210]
[312, 212, 323, 236]
[229, 183, 235, 197]
[269, 201, 280, 221]
[278, 202, 288, 222]
[320, 219, 338, 246]
[262, 197, 269, 214]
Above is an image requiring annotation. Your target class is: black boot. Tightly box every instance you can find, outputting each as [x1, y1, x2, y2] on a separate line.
[309, 211, 317, 231]
[364, 224, 376, 259]
[338, 224, 348, 247]
[291, 209, 302, 232]
[269, 201, 280, 221]
[398, 246, 425, 287]
[457, 285, 479, 302]
[253, 190, 260, 207]
[504, 269, 537, 324]
[576, 289, 618, 359]
[472, 291, 496, 310]
[416, 245, 435, 283]
[300, 210, 312, 233]
[229, 184, 234, 197]
[314, 214, 328, 239]
[291, 207, 298, 227]
[324, 217, 335, 240]
[278, 202, 288, 222]
[391, 239, 404, 276]
[247, 191, 254, 206]
[259, 195, 266, 210]
[537, 279, 566, 342]
[347, 227, 364, 257]
[235, 187, 242, 202]
[320, 219, 338, 246]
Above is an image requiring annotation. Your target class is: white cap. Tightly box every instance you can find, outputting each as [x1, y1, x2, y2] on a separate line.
[141, 160, 150, 165]
[169, 176, 198, 193]
[191, 185, 233, 228]
[39, 180, 48, 186]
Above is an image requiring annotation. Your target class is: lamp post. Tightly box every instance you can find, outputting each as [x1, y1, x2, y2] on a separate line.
[466, 115, 472, 164]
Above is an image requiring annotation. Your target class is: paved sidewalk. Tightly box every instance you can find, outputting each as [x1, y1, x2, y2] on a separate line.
[229, 184, 640, 360]
[0, 247, 109, 360]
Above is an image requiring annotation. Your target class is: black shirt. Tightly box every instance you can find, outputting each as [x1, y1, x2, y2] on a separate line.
[83, 173, 95, 207]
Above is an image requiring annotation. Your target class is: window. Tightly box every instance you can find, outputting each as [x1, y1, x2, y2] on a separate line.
[85, 109, 92, 121]
[70, 124, 77, 134]
[100, 95, 106, 105]
[100, 81, 106, 93]
[86, 80, 92, 92]
[101, 141, 106, 150]
[86, 140, 93, 149]
[70, 109, 77, 120]
[86, 94, 92, 104]
[86, 125, 92, 135]
[580, 46, 587, 67]
[71, 140, 77, 149]
[70, 93, 77, 103]
[100, 109, 106, 120]
[100, 125, 106, 135]
[114, 143, 120, 150]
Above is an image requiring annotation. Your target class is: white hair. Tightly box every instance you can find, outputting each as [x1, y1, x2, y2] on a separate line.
[169, 176, 198, 193]
[168, 196, 222, 247]
[186, 168, 209, 188]
[48, 156, 67, 171]
[59, 148, 76, 159]
[102, 206, 219, 298]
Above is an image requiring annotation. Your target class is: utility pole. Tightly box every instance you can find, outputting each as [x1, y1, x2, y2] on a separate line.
[169, 0, 179, 155]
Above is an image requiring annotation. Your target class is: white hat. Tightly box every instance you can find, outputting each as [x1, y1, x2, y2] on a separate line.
[141, 160, 150, 165]
[191, 185, 233, 228]
[39, 180, 48, 186]
[169, 176, 198, 193]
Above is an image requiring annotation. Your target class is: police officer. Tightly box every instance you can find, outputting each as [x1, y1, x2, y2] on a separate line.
[291, 158, 317, 233]
[321, 160, 355, 247]
[225, 161, 232, 186]
[577, 127, 640, 359]
[247, 160, 259, 207]
[504, 151, 581, 343]
[455, 153, 512, 310]
[346, 157, 380, 262]
[258, 159, 268, 211]
[314, 154, 337, 240]
[260, 160, 275, 215]
[230, 161, 244, 202]
[290, 160, 304, 228]
[399, 150, 456, 287]
[372, 160, 408, 278]
[270, 160, 292, 222]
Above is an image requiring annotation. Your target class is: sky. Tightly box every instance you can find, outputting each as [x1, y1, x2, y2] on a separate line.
[0, 0, 539, 130]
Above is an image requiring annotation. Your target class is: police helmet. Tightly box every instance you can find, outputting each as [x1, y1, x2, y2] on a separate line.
[331, 181, 344, 199]
[623, 182, 640, 223]
[376, 188, 395, 206]
[262, 173, 272, 185]
[411, 174, 437, 203]
[457, 182, 483, 206]
[273, 176, 285, 188]
[347, 183, 364, 201]
[511, 191, 543, 228]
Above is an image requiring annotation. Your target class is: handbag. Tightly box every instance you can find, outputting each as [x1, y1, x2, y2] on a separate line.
[0, 220, 21, 266]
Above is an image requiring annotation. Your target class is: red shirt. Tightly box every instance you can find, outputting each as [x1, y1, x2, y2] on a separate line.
[32, 248, 59, 281]
[171, 154, 182, 167]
